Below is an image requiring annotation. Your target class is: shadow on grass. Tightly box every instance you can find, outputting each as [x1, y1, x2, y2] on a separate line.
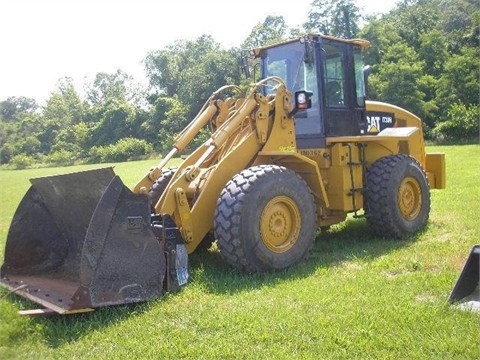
[0, 287, 158, 348]
[188, 216, 423, 295]
[1, 216, 423, 348]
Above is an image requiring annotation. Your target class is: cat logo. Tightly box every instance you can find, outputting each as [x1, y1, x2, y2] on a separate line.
[367, 124, 379, 133]
[366, 111, 395, 135]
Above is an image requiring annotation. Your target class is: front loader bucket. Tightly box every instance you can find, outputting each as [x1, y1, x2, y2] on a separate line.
[449, 245, 480, 312]
[0, 168, 166, 314]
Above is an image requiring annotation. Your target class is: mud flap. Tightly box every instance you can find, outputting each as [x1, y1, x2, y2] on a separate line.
[0, 168, 167, 314]
[449, 245, 480, 312]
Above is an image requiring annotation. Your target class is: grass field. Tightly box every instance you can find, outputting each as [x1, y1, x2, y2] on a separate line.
[0, 145, 479, 359]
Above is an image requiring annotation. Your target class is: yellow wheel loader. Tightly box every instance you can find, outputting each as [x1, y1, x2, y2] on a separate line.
[0, 34, 446, 314]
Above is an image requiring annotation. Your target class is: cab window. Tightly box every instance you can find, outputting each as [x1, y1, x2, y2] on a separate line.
[323, 44, 346, 107]
[354, 48, 366, 106]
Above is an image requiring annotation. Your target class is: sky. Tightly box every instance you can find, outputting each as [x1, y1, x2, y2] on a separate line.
[0, 0, 400, 105]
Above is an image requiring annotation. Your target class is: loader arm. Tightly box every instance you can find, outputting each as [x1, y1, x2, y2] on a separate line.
[132, 85, 244, 195]
[153, 78, 299, 252]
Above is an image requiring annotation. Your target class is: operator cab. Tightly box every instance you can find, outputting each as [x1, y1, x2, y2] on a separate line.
[252, 34, 370, 148]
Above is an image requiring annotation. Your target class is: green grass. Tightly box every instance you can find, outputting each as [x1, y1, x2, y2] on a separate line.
[1, 146, 479, 359]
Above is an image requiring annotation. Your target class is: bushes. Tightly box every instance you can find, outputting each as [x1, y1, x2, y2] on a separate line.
[433, 103, 480, 142]
[2, 137, 154, 169]
[45, 149, 76, 166]
[88, 137, 153, 163]
[10, 154, 36, 169]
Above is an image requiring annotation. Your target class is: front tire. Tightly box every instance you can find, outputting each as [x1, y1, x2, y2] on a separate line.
[148, 167, 177, 211]
[365, 154, 430, 238]
[214, 165, 317, 273]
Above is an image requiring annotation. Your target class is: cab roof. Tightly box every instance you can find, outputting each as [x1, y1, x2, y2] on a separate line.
[251, 34, 370, 56]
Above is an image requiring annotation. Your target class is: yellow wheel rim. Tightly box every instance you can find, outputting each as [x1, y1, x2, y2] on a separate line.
[398, 176, 422, 221]
[260, 196, 301, 253]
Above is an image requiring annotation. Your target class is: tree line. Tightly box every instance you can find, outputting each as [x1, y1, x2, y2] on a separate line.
[1, 0, 478, 169]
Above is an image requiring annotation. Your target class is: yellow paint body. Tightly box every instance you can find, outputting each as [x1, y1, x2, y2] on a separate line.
[131, 34, 446, 254]
[131, 77, 445, 253]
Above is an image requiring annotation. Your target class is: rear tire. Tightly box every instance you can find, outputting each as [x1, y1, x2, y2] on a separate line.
[214, 165, 317, 273]
[365, 154, 430, 238]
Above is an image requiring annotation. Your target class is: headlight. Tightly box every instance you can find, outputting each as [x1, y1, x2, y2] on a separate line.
[295, 91, 313, 110]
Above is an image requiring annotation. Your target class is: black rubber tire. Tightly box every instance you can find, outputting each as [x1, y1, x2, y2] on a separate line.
[214, 165, 317, 273]
[148, 167, 177, 210]
[149, 166, 214, 249]
[365, 154, 430, 238]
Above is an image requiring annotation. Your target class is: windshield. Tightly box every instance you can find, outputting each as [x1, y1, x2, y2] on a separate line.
[260, 40, 322, 135]
[260, 41, 306, 94]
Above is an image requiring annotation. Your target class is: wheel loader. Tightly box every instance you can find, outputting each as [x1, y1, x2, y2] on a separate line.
[0, 34, 446, 315]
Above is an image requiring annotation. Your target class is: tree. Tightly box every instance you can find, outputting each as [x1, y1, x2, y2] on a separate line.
[417, 29, 448, 77]
[0, 96, 39, 163]
[241, 16, 289, 49]
[359, 19, 402, 68]
[436, 46, 480, 109]
[43, 77, 84, 126]
[144, 35, 221, 97]
[390, 0, 441, 49]
[179, 50, 240, 118]
[0, 96, 37, 122]
[143, 50, 180, 97]
[141, 96, 188, 149]
[89, 99, 138, 146]
[305, 0, 361, 38]
[36, 78, 86, 154]
[368, 42, 431, 123]
[85, 69, 146, 107]
[144, 35, 241, 120]
[440, 0, 480, 52]
[359, 0, 479, 138]
[433, 102, 479, 141]
[0, 111, 43, 163]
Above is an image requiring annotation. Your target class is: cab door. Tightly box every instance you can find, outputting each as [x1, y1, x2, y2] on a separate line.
[321, 41, 367, 137]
